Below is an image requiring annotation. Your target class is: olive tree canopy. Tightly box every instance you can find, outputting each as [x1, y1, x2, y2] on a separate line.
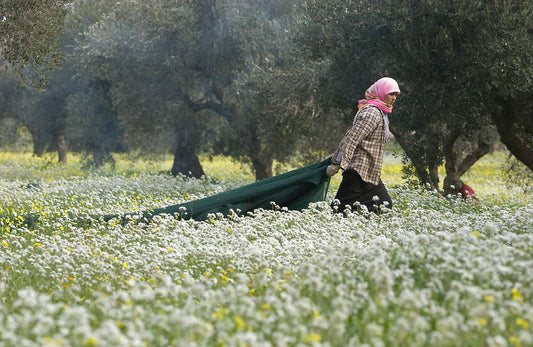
[0, 0, 71, 86]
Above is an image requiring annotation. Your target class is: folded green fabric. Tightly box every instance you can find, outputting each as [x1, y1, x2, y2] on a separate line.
[107, 157, 331, 222]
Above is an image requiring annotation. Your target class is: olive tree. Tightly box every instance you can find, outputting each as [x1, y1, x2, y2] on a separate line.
[78, 0, 321, 180]
[302, 0, 532, 192]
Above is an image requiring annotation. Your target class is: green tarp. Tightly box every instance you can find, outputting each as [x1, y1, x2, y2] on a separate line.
[3, 158, 331, 228]
[105, 157, 331, 223]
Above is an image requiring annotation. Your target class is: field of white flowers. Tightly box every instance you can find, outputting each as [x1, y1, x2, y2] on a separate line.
[0, 151, 531, 347]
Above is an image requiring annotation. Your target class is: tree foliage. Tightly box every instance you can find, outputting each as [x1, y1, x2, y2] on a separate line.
[0, 0, 71, 87]
[1, 0, 531, 184]
[302, 0, 532, 189]
[70, 0, 323, 180]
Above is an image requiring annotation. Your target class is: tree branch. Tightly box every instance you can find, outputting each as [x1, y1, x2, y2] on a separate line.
[492, 98, 533, 172]
[176, 89, 236, 123]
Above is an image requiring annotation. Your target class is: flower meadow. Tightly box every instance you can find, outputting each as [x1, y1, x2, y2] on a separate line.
[0, 152, 531, 347]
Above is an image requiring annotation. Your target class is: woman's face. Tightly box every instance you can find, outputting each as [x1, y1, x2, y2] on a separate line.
[383, 92, 399, 106]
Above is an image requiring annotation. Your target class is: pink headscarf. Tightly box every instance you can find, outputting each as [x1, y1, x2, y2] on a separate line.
[358, 77, 400, 114]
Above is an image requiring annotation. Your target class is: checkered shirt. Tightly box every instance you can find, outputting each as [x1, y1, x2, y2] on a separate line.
[331, 105, 387, 185]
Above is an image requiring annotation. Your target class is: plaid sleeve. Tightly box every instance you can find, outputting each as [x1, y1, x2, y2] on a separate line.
[332, 107, 381, 169]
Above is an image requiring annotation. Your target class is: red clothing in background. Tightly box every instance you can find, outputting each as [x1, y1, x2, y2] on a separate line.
[460, 183, 478, 201]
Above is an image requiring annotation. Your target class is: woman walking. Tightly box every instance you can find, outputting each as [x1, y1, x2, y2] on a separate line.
[326, 77, 400, 214]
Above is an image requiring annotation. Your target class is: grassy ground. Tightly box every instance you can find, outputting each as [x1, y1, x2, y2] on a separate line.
[0, 150, 531, 346]
[0, 149, 521, 192]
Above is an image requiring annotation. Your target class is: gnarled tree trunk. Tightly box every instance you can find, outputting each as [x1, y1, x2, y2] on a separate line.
[492, 96, 533, 172]
[251, 153, 273, 181]
[171, 129, 205, 178]
[32, 132, 45, 158]
[442, 132, 492, 196]
[55, 133, 67, 166]
[391, 126, 441, 189]
[243, 124, 273, 181]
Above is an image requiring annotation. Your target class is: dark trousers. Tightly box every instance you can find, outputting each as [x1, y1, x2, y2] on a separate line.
[331, 169, 392, 214]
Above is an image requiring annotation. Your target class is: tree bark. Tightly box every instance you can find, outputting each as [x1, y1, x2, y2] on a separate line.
[390, 127, 440, 189]
[242, 123, 273, 181]
[28, 126, 45, 157]
[251, 154, 273, 181]
[91, 150, 109, 169]
[442, 134, 492, 196]
[492, 97, 533, 172]
[55, 133, 67, 166]
[171, 130, 205, 178]
[428, 164, 440, 189]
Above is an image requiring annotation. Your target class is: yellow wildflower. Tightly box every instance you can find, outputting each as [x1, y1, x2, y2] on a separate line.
[233, 316, 246, 331]
[219, 274, 228, 285]
[261, 303, 271, 310]
[512, 288, 524, 304]
[516, 318, 529, 329]
[483, 295, 495, 303]
[212, 307, 229, 320]
[304, 333, 322, 343]
[83, 336, 98, 346]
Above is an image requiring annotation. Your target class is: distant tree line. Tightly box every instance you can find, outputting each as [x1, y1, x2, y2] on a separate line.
[0, 0, 532, 192]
